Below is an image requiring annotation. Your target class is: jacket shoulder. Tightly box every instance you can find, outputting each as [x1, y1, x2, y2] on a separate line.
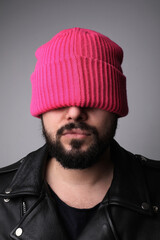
[136, 154, 160, 203]
[0, 145, 46, 194]
[0, 159, 24, 194]
[0, 158, 23, 174]
[0, 145, 47, 174]
[135, 154, 160, 169]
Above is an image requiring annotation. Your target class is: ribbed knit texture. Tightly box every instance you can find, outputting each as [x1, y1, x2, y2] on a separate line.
[30, 28, 128, 117]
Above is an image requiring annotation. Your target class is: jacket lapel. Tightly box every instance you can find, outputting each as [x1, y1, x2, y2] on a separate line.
[77, 142, 153, 240]
[77, 205, 116, 240]
[10, 187, 68, 240]
[103, 141, 152, 215]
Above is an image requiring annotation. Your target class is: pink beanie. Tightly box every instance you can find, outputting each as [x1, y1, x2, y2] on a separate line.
[30, 27, 128, 117]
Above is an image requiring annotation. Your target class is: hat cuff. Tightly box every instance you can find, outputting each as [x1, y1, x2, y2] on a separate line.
[30, 56, 128, 117]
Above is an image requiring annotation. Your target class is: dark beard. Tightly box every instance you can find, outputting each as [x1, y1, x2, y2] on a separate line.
[41, 119, 117, 170]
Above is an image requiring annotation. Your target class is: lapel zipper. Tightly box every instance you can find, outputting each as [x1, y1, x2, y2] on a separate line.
[22, 200, 27, 215]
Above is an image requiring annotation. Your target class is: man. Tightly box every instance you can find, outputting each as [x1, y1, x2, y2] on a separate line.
[0, 28, 159, 240]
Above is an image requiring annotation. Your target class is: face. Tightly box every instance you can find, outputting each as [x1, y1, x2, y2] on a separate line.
[42, 107, 117, 169]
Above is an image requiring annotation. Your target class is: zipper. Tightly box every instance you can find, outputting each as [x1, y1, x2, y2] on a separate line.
[22, 200, 27, 215]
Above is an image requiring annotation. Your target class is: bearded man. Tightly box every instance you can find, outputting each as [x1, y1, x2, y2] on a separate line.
[0, 28, 160, 240]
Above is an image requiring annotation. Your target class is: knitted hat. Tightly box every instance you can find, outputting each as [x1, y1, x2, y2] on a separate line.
[30, 27, 128, 117]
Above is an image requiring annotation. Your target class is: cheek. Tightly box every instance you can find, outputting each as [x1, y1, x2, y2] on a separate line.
[43, 113, 59, 130]
[94, 117, 115, 138]
[42, 120, 57, 139]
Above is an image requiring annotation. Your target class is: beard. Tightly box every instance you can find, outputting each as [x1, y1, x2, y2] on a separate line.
[41, 118, 117, 170]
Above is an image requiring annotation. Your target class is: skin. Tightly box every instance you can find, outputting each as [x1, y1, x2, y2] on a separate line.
[43, 107, 116, 208]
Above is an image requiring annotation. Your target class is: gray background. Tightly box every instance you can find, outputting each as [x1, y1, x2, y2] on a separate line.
[0, 0, 160, 167]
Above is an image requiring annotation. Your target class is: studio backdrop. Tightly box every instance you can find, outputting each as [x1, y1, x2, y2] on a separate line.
[0, 0, 160, 167]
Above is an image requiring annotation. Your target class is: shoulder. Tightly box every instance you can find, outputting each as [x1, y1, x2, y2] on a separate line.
[113, 140, 160, 170]
[0, 158, 23, 174]
[135, 154, 160, 170]
[117, 139, 160, 189]
[0, 145, 47, 174]
[0, 158, 23, 194]
[136, 154, 160, 185]
[135, 154, 160, 202]
[0, 145, 47, 193]
[131, 153, 160, 181]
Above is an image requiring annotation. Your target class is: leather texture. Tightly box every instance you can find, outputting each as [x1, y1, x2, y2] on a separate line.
[0, 141, 160, 240]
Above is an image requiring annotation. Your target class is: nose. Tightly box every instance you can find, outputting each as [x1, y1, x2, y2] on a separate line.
[66, 107, 87, 122]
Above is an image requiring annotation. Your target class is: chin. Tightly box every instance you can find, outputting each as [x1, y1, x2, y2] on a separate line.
[62, 140, 92, 152]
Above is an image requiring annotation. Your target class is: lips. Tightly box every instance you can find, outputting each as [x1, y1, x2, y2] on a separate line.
[62, 129, 91, 136]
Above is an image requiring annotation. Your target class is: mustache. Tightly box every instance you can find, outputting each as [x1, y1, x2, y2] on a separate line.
[57, 122, 98, 136]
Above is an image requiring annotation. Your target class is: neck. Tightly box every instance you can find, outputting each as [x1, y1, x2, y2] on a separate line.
[46, 147, 113, 208]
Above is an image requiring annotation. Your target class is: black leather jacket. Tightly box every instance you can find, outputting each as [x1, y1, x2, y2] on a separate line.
[0, 141, 160, 240]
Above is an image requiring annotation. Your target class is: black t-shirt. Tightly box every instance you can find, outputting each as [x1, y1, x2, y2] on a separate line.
[49, 186, 99, 240]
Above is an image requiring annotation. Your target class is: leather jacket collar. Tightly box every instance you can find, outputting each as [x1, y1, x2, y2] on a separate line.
[103, 141, 152, 215]
[1, 140, 152, 216]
